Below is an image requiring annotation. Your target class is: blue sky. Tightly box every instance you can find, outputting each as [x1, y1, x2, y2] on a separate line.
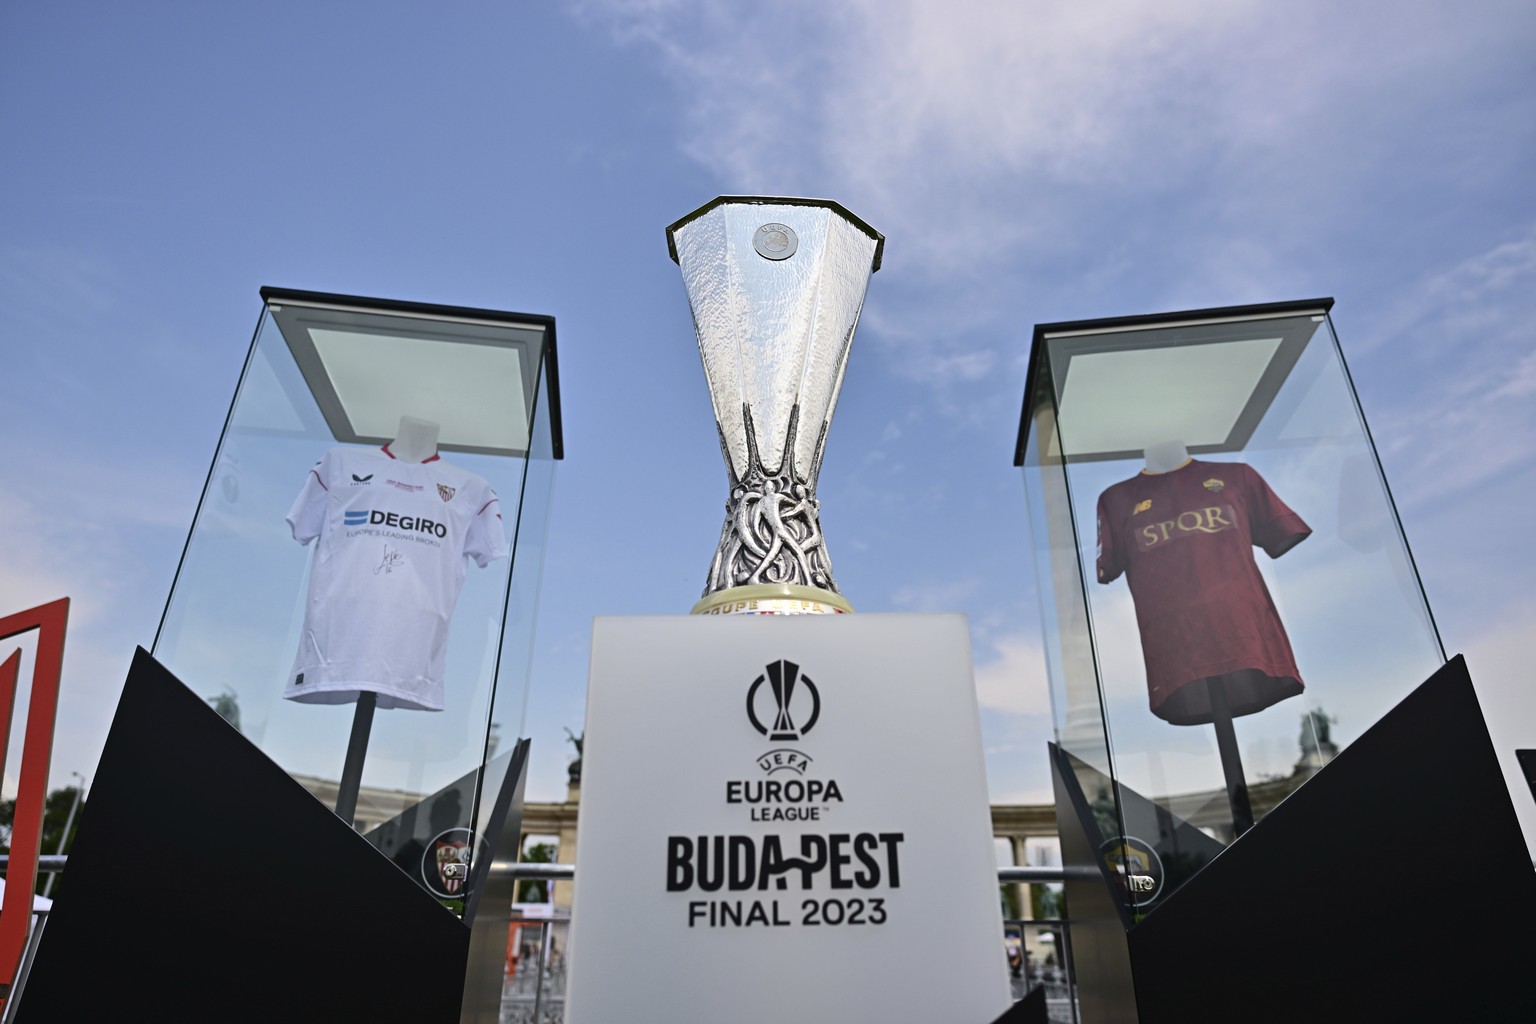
[3, 2, 1534, 844]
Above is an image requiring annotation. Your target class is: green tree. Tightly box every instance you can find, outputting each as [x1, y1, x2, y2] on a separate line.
[999, 883, 1022, 919]
[516, 841, 556, 903]
[0, 785, 86, 897]
[206, 689, 241, 731]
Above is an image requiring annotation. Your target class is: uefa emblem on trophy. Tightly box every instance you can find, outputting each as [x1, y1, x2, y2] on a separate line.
[667, 197, 884, 616]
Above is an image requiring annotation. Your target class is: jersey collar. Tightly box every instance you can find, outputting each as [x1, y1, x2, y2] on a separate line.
[381, 444, 441, 464]
[1139, 457, 1194, 477]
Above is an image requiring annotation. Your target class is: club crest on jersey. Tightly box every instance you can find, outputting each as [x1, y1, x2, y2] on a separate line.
[433, 834, 471, 895]
[1203, 478, 1225, 492]
[437, 484, 456, 502]
[1133, 499, 1152, 515]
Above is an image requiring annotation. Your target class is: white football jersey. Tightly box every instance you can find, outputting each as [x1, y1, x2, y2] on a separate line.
[284, 444, 509, 711]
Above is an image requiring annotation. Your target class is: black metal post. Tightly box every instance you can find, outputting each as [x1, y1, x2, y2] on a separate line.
[334, 691, 377, 826]
[1207, 679, 1255, 837]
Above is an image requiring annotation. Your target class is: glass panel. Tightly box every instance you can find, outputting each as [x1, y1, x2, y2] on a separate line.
[1024, 306, 1443, 914]
[1023, 836, 1066, 921]
[472, 343, 558, 846]
[1002, 835, 1075, 1022]
[1007, 922, 1075, 1021]
[1021, 357, 1142, 919]
[153, 297, 555, 911]
[501, 917, 570, 1021]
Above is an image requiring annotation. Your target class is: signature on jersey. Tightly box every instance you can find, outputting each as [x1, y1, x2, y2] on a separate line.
[375, 544, 405, 575]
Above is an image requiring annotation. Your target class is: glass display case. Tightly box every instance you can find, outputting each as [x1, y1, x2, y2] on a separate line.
[1014, 298, 1442, 917]
[153, 287, 560, 903]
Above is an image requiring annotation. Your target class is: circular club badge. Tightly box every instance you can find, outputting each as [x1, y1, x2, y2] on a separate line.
[422, 827, 490, 899]
[1099, 835, 1165, 904]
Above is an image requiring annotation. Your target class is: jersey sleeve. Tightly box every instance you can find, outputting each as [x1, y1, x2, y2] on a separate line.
[1244, 465, 1311, 559]
[286, 450, 332, 546]
[465, 484, 510, 568]
[1095, 490, 1125, 584]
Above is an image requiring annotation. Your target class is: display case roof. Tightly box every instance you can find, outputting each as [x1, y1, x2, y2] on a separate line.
[1013, 298, 1334, 466]
[259, 287, 562, 460]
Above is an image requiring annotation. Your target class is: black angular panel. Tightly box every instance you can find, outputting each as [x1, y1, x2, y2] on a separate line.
[1049, 746, 1137, 1021]
[987, 982, 1048, 1023]
[1127, 656, 1536, 1022]
[1515, 749, 1536, 804]
[16, 648, 469, 1022]
[1053, 744, 1226, 920]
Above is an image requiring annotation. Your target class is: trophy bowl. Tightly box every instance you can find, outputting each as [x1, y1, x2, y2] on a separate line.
[666, 197, 884, 616]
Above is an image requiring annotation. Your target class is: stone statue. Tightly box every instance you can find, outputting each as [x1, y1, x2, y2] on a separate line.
[565, 727, 583, 783]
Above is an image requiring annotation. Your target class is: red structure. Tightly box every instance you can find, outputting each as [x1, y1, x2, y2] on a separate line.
[0, 598, 69, 1002]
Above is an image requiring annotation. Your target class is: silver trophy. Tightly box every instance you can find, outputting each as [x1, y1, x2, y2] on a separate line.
[667, 197, 884, 616]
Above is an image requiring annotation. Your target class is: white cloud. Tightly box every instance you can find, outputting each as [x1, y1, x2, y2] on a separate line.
[0, 448, 203, 791]
[1363, 227, 1536, 510]
[1491, 349, 1536, 401]
[985, 783, 1056, 806]
[972, 631, 1052, 717]
[1452, 602, 1536, 857]
[575, 0, 1533, 393]
[0, 450, 199, 610]
[890, 576, 979, 612]
[579, 1, 1521, 233]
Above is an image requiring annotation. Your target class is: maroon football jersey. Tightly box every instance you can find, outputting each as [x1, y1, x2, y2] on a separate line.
[1096, 459, 1311, 724]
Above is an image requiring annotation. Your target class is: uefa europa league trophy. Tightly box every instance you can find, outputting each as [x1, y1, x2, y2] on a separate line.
[667, 197, 884, 616]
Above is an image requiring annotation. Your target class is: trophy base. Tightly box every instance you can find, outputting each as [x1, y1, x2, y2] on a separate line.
[691, 584, 853, 616]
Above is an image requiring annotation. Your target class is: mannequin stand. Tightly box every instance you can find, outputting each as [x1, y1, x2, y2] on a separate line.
[1207, 680, 1255, 837]
[334, 692, 377, 827]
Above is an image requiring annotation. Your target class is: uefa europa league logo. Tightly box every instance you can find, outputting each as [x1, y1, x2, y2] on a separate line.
[667, 197, 884, 616]
[747, 660, 821, 742]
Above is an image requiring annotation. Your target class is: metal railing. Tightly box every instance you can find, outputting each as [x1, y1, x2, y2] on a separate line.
[0, 856, 1077, 884]
[505, 863, 1074, 883]
[0, 856, 67, 873]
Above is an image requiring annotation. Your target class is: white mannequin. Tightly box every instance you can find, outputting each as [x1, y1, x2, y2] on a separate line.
[1142, 440, 1190, 474]
[387, 415, 441, 463]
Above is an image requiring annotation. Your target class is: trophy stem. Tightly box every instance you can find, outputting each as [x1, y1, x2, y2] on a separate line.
[692, 405, 850, 616]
